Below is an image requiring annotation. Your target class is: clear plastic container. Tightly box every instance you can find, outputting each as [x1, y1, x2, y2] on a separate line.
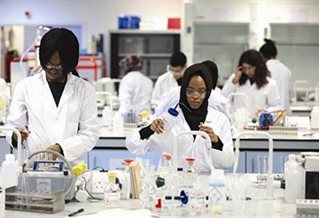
[102, 106, 113, 126]
[112, 112, 124, 134]
[1, 154, 18, 189]
[310, 106, 319, 129]
[208, 169, 226, 215]
[284, 154, 303, 203]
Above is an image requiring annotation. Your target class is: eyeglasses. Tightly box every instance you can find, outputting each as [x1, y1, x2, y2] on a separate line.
[167, 65, 185, 74]
[185, 87, 207, 98]
[45, 63, 63, 71]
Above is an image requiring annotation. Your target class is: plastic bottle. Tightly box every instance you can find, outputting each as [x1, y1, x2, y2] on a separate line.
[104, 172, 121, 207]
[120, 159, 133, 200]
[112, 111, 124, 134]
[310, 106, 319, 129]
[208, 169, 226, 215]
[0, 187, 4, 218]
[1, 154, 18, 189]
[123, 109, 138, 124]
[102, 106, 113, 126]
[157, 108, 178, 137]
[284, 154, 303, 203]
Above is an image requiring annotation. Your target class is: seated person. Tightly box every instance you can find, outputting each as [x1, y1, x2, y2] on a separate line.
[125, 63, 234, 173]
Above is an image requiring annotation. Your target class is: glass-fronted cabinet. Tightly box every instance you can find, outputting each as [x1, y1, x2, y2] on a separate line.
[193, 23, 249, 85]
[110, 30, 180, 80]
[270, 23, 319, 87]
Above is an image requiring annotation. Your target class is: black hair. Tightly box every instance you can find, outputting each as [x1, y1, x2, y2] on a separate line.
[169, 51, 187, 67]
[238, 49, 269, 89]
[40, 28, 79, 76]
[118, 55, 143, 75]
[202, 60, 218, 89]
[259, 39, 278, 60]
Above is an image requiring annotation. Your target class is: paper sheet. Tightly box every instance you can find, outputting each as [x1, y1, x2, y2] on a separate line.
[65, 208, 152, 218]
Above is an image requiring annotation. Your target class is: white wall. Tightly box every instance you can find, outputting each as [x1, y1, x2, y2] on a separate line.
[0, 0, 183, 73]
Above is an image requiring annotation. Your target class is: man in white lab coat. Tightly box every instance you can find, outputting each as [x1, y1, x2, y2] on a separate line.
[260, 39, 293, 110]
[126, 64, 234, 173]
[118, 55, 153, 114]
[151, 52, 187, 110]
[6, 28, 99, 165]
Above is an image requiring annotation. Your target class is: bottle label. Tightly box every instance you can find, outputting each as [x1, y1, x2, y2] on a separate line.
[208, 183, 225, 205]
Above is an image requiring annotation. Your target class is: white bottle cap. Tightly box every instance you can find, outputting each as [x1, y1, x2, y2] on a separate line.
[288, 154, 296, 161]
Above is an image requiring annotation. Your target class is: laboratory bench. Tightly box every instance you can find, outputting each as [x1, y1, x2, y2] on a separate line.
[2, 175, 300, 218]
[84, 127, 319, 174]
[1, 127, 319, 174]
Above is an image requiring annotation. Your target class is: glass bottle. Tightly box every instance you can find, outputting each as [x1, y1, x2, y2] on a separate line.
[104, 172, 121, 207]
[159, 153, 173, 177]
[120, 158, 133, 200]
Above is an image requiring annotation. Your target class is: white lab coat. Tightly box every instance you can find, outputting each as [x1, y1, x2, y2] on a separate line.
[118, 71, 153, 113]
[154, 87, 231, 122]
[221, 74, 281, 116]
[151, 71, 178, 109]
[6, 71, 99, 165]
[266, 59, 293, 110]
[126, 107, 234, 173]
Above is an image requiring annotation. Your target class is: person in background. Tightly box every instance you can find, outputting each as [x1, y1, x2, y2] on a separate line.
[6, 28, 98, 165]
[155, 60, 231, 122]
[118, 55, 153, 114]
[221, 49, 281, 117]
[260, 39, 293, 110]
[151, 51, 187, 110]
[126, 63, 234, 173]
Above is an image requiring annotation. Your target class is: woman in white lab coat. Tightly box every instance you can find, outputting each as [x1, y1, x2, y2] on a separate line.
[118, 56, 153, 114]
[222, 49, 281, 117]
[151, 52, 187, 110]
[6, 28, 99, 165]
[260, 39, 293, 110]
[154, 60, 231, 121]
[126, 63, 234, 173]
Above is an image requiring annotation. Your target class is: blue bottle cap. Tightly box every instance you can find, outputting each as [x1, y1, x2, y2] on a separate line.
[180, 190, 189, 204]
[168, 108, 179, 117]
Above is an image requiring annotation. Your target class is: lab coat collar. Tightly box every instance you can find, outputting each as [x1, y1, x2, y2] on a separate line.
[39, 70, 75, 110]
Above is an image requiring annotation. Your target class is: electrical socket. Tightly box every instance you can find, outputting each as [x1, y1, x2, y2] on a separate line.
[90, 171, 109, 194]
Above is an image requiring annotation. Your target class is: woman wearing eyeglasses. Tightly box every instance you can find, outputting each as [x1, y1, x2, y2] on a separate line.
[126, 63, 234, 172]
[6, 28, 98, 165]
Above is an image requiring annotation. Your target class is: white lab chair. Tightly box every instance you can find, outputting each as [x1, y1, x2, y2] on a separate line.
[173, 131, 214, 172]
[234, 131, 274, 199]
[227, 92, 249, 113]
